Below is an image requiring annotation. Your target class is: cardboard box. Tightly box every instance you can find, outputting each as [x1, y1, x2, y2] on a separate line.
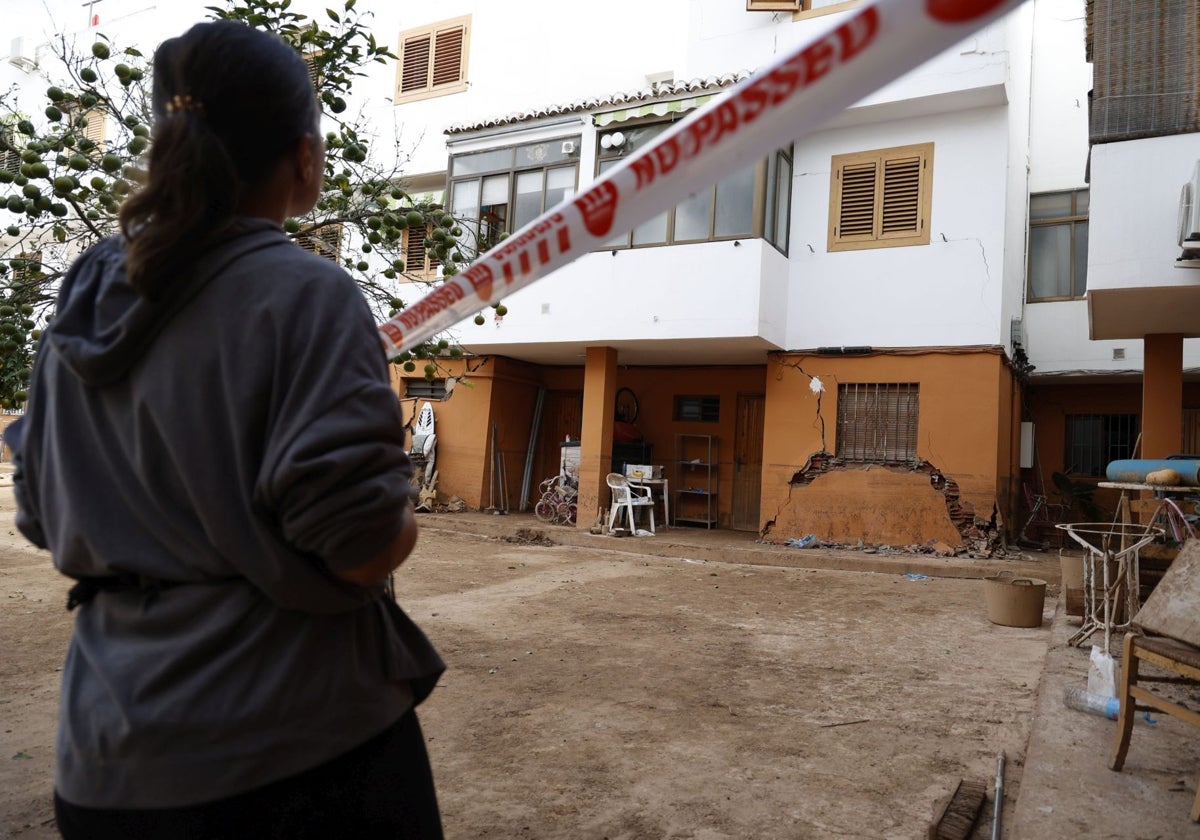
[625, 464, 662, 479]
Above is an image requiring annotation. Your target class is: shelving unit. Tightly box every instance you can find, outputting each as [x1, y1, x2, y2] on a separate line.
[675, 434, 718, 529]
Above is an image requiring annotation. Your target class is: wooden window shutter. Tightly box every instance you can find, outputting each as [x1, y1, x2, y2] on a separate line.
[746, 0, 801, 10]
[431, 25, 464, 87]
[1, 124, 22, 173]
[12, 252, 42, 284]
[82, 109, 106, 147]
[403, 225, 440, 276]
[396, 17, 469, 102]
[880, 154, 922, 236]
[400, 34, 432, 94]
[829, 142, 932, 251]
[295, 223, 342, 262]
[304, 50, 324, 90]
[837, 161, 877, 239]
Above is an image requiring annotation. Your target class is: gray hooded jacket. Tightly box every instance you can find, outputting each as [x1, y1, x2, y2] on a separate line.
[5, 218, 442, 808]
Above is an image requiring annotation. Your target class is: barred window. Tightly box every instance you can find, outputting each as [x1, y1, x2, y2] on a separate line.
[404, 378, 448, 400]
[1064, 413, 1138, 477]
[836, 383, 919, 463]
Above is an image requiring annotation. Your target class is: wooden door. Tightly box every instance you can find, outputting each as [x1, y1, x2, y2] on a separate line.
[732, 393, 765, 532]
[536, 390, 583, 482]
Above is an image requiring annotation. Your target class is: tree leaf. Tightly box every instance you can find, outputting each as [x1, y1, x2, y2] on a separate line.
[326, 8, 340, 23]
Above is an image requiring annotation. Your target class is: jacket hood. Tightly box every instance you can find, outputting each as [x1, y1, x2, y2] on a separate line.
[47, 218, 284, 387]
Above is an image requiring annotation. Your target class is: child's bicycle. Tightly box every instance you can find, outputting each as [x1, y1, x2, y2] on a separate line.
[535, 475, 578, 525]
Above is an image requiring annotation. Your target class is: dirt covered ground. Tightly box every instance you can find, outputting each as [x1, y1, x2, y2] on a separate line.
[0, 486, 1052, 839]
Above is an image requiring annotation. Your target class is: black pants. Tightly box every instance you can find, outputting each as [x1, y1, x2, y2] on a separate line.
[54, 709, 442, 839]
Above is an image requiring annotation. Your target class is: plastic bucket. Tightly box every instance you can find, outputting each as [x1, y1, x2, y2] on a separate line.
[984, 570, 1047, 628]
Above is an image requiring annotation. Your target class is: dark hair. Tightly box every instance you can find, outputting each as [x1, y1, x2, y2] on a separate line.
[118, 21, 319, 299]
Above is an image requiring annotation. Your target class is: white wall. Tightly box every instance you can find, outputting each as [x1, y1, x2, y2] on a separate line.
[1089, 135, 1200, 292]
[785, 106, 1011, 350]
[448, 238, 789, 357]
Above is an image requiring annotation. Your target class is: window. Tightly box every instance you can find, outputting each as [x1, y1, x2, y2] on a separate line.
[395, 16, 470, 104]
[294, 223, 342, 262]
[598, 120, 791, 253]
[836, 383, 919, 463]
[1064, 413, 1138, 477]
[402, 225, 441, 278]
[675, 395, 720, 422]
[404, 378, 448, 400]
[828, 143, 933, 252]
[10, 252, 42, 285]
[747, 0, 859, 14]
[303, 50, 324, 90]
[448, 138, 580, 254]
[0, 121, 24, 174]
[1028, 189, 1088, 301]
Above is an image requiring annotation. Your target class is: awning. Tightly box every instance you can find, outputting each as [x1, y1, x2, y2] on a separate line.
[593, 95, 714, 127]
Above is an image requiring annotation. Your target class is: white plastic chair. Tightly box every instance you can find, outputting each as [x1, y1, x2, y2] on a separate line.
[607, 472, 656, 535]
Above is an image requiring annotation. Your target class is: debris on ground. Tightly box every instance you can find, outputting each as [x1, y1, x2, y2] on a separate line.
[503, 528, 555, 547]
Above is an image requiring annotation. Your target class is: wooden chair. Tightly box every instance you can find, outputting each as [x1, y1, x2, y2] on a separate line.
[1110, 632, 1200, 821]
[606, 472, 655, 535]
[1109, 539, 1200, 821]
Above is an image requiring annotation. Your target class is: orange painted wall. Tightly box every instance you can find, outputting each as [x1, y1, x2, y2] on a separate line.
[760, 349, 1009, 547]
[395, 359, 767, 523]
[1025, 380, 1200, 516]
[612, 366, 767, 528]
[1143, 335, 1184, 459]
[393, 358, 495, 508]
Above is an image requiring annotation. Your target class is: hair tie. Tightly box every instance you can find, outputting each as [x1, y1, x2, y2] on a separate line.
[165, 94, 204, 116]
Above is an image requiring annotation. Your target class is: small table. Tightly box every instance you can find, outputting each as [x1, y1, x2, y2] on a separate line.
[629, 477, 670, 528]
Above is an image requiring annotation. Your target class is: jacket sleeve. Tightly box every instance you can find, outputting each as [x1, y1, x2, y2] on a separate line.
[254, 264, 417, 575]
[3, 416, 47, 549]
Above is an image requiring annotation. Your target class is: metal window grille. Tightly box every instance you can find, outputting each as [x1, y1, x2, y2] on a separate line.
[674, 395, 720, 423]
[836, 383, 919, 463]
[405, 378, 448, 400]
[1064, 413, 1139, 477]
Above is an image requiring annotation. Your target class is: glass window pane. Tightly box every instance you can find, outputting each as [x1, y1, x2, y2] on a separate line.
[1030, 192, 1073, 220]
[1029, 224, 1071, 298]
[1075, 189, 1089, 214]
[545, 165, 576, 209]
[517, 138, 578, 168]
[450, 178, 480, 250]
[597, 160, 631, 247]
[632, 211, 669, 246]
[451, 147, 514, 177]
[479, 174, 509, 251]
[714, 162, 756, 237]
[774, 154, 791, 251]
[764, 154, 778, 246]
[1073, 222, 1088, 296]
[513, 171, 542, 231]
[675, 188, 713, 241]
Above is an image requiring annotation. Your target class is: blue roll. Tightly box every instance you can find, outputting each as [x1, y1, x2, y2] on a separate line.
[1105, 459, 1200, 486]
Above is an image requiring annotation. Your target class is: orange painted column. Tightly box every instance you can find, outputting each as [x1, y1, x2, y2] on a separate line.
[1142, 334, 1183, 458]
[577, 347, 617, 528]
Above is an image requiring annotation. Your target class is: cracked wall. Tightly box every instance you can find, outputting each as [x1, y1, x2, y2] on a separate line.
[760, 348, 1015, 549]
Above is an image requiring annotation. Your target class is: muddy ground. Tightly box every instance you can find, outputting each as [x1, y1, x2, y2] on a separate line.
[0, 486, 1052, 839]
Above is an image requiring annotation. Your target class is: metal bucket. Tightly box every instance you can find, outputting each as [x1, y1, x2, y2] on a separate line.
[984, 570, 1047, 628]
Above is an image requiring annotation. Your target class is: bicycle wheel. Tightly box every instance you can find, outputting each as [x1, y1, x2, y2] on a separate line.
[535, 498, 555, 521]
[614, 386, 639, 423]
[555, 501, 573, 524]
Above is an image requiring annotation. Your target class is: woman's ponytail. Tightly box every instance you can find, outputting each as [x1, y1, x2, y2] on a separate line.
[118, 105, 241, 300]
[117, 21, 319, 300]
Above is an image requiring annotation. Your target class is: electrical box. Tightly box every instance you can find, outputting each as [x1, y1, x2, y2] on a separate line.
[1019, 422, 1035, 469]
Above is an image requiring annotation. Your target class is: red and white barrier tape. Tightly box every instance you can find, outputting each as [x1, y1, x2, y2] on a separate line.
[378, 0, 1025, 357]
